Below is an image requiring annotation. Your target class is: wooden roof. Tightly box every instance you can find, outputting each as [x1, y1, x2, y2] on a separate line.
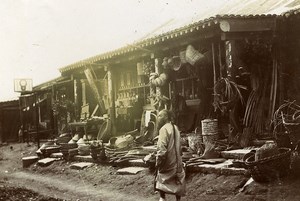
[59, 0, 300, 74]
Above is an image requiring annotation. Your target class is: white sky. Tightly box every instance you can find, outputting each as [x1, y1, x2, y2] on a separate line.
[0, 0, 218, 101]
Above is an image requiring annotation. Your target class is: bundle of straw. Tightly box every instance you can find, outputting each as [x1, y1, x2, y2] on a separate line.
[213, 78, 246, 113]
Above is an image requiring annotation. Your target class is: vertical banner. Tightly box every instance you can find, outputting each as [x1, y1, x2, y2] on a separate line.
[84, 68, 106, 115]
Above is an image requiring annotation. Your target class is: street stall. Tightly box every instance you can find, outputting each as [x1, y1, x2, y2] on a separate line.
[21, 0, 300, 184]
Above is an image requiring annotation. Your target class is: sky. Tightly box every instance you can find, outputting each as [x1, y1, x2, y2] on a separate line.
[1, 0, 299, 102]
[1, 0, 217, 101]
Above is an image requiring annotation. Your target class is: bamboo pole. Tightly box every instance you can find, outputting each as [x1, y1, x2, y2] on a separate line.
[212, 43, 217, 105]
[218, 42, 223, 78]
[35, 93, 40, 148]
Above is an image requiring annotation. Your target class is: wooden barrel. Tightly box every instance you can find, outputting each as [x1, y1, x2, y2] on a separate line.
[201, 119, 218, 143]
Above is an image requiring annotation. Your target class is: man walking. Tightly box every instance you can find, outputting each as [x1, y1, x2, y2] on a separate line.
[155, 109, 186, 201]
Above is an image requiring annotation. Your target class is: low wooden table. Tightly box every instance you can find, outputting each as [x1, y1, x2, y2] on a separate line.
[68, 118, 104, 140]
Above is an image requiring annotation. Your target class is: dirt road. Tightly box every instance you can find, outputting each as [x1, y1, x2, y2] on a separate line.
[1, 143, 300, 201]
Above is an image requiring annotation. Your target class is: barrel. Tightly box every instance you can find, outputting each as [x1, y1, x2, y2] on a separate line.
[201, 119, 218, 143]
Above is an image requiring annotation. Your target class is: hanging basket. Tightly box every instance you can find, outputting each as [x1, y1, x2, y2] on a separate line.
[185, 45, 204, 66]
[245, 148, 291, 182]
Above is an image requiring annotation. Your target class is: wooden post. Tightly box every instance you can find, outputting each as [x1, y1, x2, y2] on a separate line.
[155, 58, 161, 97]
[73, 79, 79, 121]
[107, 66, 116, 136]
[225, 40, 242, 145]
[150, 59, 156, 106]
[212, 42, 217, 106]
[218, 42, 224, 78]
[18, 96, 25, 142]
[52, 84, 58, 136]
[81, 79, 87, 106]
[35, 93, 40, 148]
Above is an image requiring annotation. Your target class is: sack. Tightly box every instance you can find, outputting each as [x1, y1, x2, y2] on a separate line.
[155, 170, 186, 195]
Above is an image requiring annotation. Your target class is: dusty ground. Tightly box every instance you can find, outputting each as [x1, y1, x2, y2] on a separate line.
[0, 143, 300, 201]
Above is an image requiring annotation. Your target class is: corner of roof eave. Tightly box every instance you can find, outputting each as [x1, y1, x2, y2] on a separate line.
[59, 45, 145, 75]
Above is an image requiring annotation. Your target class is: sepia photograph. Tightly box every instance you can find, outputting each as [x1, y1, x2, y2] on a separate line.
[0, 0, 300, 200]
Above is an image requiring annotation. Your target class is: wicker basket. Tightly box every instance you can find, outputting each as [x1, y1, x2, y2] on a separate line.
[185, 45, 204, 66]
[245, 148, 291, 182]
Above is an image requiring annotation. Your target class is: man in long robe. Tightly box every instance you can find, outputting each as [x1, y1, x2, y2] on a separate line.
[155, 109, 186, 201]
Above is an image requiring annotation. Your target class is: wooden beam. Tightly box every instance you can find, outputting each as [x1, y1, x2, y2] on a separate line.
[220, 18, 276, 33]
[221, 31, 274, 41]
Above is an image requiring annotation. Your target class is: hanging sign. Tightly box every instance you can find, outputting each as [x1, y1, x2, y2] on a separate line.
[14, 79, 33, 92]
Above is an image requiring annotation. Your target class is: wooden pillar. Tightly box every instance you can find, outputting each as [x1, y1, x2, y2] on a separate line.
[218, 42, 224, 78]
[212, 42, 217, 107]
[107, 66, 116, 136]
[35, 93, 40, 148]
[225, 40, 242, 144]
[155, 58, 162, 97]
[73, 79, 79, 121]
[18, 96, 25, 141]
[150, 59, 156, 106]
[52, 84, 58, 136]
[81, 79, 87, 106]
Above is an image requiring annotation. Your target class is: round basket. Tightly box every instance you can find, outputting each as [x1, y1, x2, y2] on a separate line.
[78, 144, 91, 156]
[245, 148, 291, 182]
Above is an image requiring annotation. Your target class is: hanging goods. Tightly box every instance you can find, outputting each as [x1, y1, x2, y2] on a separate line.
[169, 56, 182, 71]
[185, 45, 204, 66]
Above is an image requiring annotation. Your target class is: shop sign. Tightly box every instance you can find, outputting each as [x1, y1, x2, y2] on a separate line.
[14, 78, 33, 92]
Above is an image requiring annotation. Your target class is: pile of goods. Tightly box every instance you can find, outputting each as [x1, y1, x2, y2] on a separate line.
[245, 140, 291, 182]
[272, 101, 300, 148]
[77, 138, 90, 156]
[106, 148, 150, 165]
[60, 143, 78, 160]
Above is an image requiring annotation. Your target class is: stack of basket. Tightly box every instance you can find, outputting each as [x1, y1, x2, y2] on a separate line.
[41, 146, 61, 158]
[68, 147, 79, 159]
[201, 119, 218, 144]
[245, 147, 291, 182]
[78, 144, 91, 156]
[90, 141, 102, 160]
[60, 143, 78, 160]
[77, 138, 91, 156]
